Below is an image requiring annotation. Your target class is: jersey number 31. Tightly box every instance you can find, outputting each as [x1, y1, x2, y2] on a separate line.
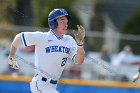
[61, 57, 68, 66]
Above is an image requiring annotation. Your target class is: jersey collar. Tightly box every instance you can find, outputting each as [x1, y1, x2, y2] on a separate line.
[50, 29, 64, 40]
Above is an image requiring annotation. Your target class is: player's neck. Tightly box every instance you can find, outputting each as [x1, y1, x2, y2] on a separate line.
[53, 29, 64, 37]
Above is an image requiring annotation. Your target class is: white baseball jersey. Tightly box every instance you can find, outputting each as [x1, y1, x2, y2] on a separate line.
[21, 30, 77, 79]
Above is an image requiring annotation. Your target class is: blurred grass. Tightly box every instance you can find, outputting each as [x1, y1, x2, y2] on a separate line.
[0, 30, 18, 40]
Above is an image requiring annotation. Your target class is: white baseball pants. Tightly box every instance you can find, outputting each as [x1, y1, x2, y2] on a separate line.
[30, 76, 60, 93]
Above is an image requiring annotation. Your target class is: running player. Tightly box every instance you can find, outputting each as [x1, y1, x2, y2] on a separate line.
[8, 8, 85, 93]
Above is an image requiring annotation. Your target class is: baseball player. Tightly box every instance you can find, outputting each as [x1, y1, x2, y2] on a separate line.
[8, 9, 85, 93]
[132, 67, 140, 82]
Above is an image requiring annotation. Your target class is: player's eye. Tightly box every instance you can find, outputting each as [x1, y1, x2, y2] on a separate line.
[57, 18, 68, 24]
[61, 20, 65, 24]
[60, 20, 67, 24]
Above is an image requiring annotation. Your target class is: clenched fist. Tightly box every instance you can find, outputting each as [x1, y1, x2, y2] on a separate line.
[8, 56, 19, 69]
[73, 25, 85, 46]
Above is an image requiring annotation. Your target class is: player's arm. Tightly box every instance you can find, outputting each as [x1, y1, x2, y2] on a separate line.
[8, 33, 22, 69]
[75, 46, 85, 64]
[73, 25, 85, 64]
[8, 32, 41, 69]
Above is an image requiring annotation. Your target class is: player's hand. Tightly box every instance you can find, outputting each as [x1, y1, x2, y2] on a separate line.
[8, 56, 19, 69]
[132, 72, 140, 82]
[73, 25, 85, 46]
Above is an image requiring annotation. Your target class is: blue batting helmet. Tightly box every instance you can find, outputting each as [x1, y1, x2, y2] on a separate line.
[48, 9, 70, 29]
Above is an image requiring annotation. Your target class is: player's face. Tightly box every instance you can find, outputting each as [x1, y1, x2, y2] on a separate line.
[56, 16, 68, 35]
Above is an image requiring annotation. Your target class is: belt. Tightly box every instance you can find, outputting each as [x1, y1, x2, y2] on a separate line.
[42, 77, 57, 84]
[35, 74, 57, 84]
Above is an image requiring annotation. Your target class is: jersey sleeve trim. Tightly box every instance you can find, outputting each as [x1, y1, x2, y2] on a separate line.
[21, 33, 27, 46]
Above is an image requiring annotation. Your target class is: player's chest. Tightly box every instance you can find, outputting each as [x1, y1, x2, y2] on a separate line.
[39, 39, 71, 54]
[45, 39, 70, 47]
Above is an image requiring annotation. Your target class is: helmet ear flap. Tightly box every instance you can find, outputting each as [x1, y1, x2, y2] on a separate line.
[49, 19, 58, 30]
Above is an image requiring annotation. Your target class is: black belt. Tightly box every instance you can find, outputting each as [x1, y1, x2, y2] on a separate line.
[41, 77, 57, 84]
[35, 74, 57, 84]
